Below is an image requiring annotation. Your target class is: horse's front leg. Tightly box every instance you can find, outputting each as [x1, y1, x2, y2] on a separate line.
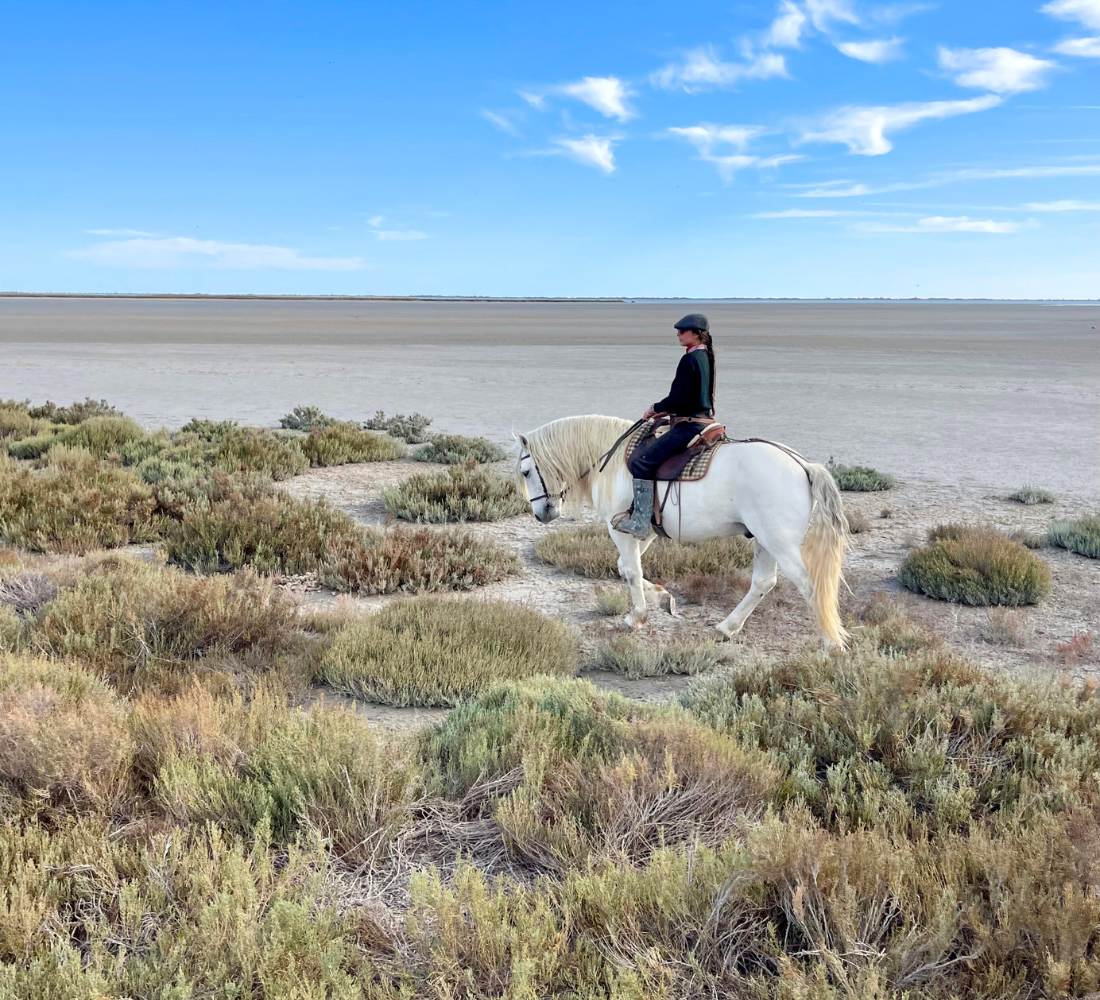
[609, 528, 648, 627]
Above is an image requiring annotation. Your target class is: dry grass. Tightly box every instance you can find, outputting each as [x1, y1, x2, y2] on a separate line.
[590, 636, 726, 679]
[826, 457, 896, 491]
[301, 422, 405, 466]
[857, 592, 942, 655]
[1056, 631, 1095, 665]
[535, 523, 753, 580]
[846, 507, 871, 533]
[981, 607, 1032, 646]
[1049, 514, 1100, 558]
[900, 523, 1052, 606]
[592, 585, 629, 615]
[383, 463, 527, 523]
[1008, 485, 1055, 505]
[674, 571, 748, 606]
[318, 596, 579, 706]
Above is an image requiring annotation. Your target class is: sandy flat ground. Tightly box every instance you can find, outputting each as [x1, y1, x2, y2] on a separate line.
[2, 296, 1097, 496]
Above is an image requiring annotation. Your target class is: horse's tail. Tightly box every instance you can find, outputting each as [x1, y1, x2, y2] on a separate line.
[799, 462, 849, 648]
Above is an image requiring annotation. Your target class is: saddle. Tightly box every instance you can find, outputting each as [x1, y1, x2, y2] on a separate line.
[623, 415, 728, 482]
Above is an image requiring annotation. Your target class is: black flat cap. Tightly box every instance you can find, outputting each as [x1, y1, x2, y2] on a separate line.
[674, 313, 709, 332]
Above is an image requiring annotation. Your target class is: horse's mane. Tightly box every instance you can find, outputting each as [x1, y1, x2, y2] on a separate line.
[521, 414, 633, 505]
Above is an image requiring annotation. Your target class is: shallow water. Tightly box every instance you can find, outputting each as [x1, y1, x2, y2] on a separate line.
[2, 297, 1097, 497]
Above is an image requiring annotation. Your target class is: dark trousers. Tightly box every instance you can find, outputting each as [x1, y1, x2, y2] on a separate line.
[627, 424, 701, 479]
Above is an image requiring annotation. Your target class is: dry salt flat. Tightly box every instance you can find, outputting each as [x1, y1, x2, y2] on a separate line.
[280, 457, 1100, 732]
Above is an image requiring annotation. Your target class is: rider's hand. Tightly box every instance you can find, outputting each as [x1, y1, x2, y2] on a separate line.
[643, 405, 656, 419]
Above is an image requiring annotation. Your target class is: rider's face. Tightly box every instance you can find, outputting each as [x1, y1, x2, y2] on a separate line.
[676, 327, 703, 348]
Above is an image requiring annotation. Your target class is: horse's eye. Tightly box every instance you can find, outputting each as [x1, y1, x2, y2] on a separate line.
[522, 470, 530, 478]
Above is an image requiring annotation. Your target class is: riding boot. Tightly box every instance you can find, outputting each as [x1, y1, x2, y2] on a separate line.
[614, 478, 655, 537]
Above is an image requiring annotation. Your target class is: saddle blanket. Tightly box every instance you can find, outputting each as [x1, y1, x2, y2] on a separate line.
[622, 421, 727, 482]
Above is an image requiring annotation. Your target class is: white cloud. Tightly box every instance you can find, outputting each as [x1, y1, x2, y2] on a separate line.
[558, 76, 634, 121]
[667, 124, 801, 180]
[481, 110, 522, 136]
[766, 1, 808, 47]
[857, 215, 1024, 233]
[938, 46, 1057, 93]
[1053, 36, 1100, 56]
[1025, 199, 1100, 210]
[519, 90, 547, 110]
[800, 94, 1002, 155]
[868, 2, 936, 25]
[837, 37, 905, 62]
[651, 46, 788, 91]
[85, 228, 159, 238]
[69, 236, 367, 271]
[1042, 0, 1100, 30]
[367, 216, 428, 241]
[805, 0, 860, 31]
[754, 208, 864, 217]
[554, 135, 617, 173]
[792, 161, 1100, 196]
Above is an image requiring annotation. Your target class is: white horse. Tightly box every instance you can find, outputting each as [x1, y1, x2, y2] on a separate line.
[515, 415, 850, 647]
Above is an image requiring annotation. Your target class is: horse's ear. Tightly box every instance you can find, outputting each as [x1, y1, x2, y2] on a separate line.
[513, 431, 528, 449]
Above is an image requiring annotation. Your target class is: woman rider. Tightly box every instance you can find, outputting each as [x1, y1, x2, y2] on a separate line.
[614, 313, 716, 537]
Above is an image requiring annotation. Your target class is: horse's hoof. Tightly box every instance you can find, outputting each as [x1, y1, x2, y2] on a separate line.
[713, 622, 738, 642]
[623, 611, 647, 629]
[667, 595, 680, 617]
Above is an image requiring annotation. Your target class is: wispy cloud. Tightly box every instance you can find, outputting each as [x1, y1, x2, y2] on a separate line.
[367, 216, 427, 241]
[938, 46, 1057, 93]
[1042, 0, 1100, 31]
[481, 110, 522, 136]
[1025, 199, 1100, 211]
[651, 46, 787, 92]
[519, 90, 547, 110]
[69, 236, 368, 271]
[793, 161, 1100, 196]
[85, 228, 159, 238]
[667, 123, 801, 180]
[553, 135, 617, 173]
[753, 208, 869, 217]
[1053, 36, 1100, 56]
[836, 37, 905, 62]
[558, 76, 634, 121]
[800, 94, 1002, 155]
[804, 0, 860, 31]
[856, 215, 1025, 233]
[766, 1, 808, 47]
[868, 2, 937, 26]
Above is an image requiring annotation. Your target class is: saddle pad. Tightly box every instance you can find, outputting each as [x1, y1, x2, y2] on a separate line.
[622, 422, 727, 482]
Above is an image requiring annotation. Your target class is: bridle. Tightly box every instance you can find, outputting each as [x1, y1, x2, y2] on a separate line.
[518, 451, 566, 508]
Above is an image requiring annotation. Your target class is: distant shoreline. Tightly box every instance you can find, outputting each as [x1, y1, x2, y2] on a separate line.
[1, 292, 1098, 305]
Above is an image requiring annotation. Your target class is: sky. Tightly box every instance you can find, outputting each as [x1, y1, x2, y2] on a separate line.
[2, 0, 1099, 298]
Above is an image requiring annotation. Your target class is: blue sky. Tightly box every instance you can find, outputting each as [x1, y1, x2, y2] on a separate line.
[2, 0, 1098, 298]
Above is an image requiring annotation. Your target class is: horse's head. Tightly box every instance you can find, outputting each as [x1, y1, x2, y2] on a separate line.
[514, 432, 562, 524]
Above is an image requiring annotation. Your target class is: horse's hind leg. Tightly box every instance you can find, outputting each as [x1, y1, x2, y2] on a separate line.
[715, 542, 777, 640]
[609, 528, 649, 627]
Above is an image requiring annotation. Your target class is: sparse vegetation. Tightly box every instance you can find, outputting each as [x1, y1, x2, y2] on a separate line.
[209, 426, 309, 480]
[413, 432, 506, 464]
[1056, 631, 1095, 665]
[383, 463, 526, 522]
[857, 591, 941, 655]
[301, 422, 404, 465]
[846, 507, 871, 533]
[319, 597, 579, 706]
[591, 636, 726, 679]
[363, 409, 433, 443]
[593, 584, 629, 615]
[1008, 484, 1055, 505]
[980, 606, 1031, 647]
[900, 523, 1052, 606]
[1049, 513, 1100, 558]
[279, 404, 334, 431]
[826, 456, 896, 491]
[535, 523, 752, 579]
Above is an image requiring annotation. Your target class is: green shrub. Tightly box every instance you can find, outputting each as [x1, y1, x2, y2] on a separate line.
[826, 457, 896, 491]
[1049, 514, 1100, 558]
[6, 427, 67, 460]
[279, 404, 334, 431]
[363, 409, 433, 443]
[413, 433, 506, 464]
[591, 636, 726, 679]
[55, 415, 145, 457]
[178, 417, 239, 440]
[26, 397, 122, 424]
[900, 524, 1052, 605]
[0, 459, 159, 553]
[535, 523, 753, 579]
[1008, 485, 1055, 505]
[319, 597, 579, 706]
[323, 525, 520, 594]
[383, 463, 526, 522]
[301, 422, 404, 466]
[29, 560, 306, 693]
[210, 427, 308, 480]
[0, 407, 56, 442]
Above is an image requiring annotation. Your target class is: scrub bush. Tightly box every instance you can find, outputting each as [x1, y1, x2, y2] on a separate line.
[383, 463, 526, 522]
